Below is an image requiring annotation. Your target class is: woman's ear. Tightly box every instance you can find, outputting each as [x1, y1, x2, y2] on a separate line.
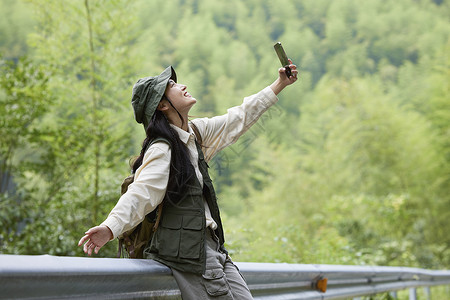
[157, 100, 169, 111]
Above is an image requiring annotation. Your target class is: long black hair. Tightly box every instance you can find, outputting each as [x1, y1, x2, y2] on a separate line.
[132, 101, 195, 203]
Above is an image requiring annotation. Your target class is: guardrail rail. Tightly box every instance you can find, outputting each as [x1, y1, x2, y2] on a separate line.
[1, 254, 449, 299]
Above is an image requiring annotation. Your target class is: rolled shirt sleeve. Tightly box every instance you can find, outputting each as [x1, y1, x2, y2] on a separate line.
[101, 142, 171, 239]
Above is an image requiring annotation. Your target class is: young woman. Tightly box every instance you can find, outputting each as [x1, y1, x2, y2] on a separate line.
[79, 61, 298, 299]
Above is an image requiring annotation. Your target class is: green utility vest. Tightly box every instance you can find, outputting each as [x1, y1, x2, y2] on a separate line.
[145, 141, 226, 274]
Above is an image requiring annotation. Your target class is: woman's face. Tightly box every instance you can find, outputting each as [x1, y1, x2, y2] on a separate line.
[164, 79, 196, 114]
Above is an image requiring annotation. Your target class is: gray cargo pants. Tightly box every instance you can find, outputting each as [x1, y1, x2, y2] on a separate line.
[171, 229, 254, 299]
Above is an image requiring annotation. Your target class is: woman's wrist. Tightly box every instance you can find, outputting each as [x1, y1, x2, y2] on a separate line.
[102, 225, 114, 240]
[269, 78, 287, 95]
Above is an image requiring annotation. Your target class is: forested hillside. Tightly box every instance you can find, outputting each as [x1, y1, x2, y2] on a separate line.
[1, 0, 449, 270]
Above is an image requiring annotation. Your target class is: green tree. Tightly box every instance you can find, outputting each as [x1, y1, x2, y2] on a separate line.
[0, 57, 51, 253]
[0, 57, 51, 194]
[1, 0, 139, 256]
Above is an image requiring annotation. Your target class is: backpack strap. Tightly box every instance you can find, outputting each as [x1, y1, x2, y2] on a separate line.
[153, 204, 164, 232]
[190, 121, 203, 146]
[149, 136, 171, 149]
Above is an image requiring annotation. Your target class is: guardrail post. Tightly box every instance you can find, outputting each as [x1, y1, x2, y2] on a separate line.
[409, 287, 417, 300]
[424, 287, 431, 300]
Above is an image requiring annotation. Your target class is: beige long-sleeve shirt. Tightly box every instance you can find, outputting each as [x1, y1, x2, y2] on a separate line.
[101, 86, 278, 239]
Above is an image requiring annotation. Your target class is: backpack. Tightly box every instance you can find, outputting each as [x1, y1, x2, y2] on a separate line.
[117, 137, 169, 259]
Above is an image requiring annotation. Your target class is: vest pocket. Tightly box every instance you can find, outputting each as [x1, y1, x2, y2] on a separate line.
[179, 215, 203, 259]
[158, 213, 182, 257]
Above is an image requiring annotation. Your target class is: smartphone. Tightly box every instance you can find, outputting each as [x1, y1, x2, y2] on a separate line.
[274, 42, 292, 77]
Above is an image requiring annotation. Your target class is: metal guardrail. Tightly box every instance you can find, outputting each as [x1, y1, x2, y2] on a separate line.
[1, 254, 449, 299]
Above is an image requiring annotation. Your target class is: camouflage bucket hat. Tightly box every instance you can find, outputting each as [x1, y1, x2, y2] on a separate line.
[131, 66, 177, 129]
